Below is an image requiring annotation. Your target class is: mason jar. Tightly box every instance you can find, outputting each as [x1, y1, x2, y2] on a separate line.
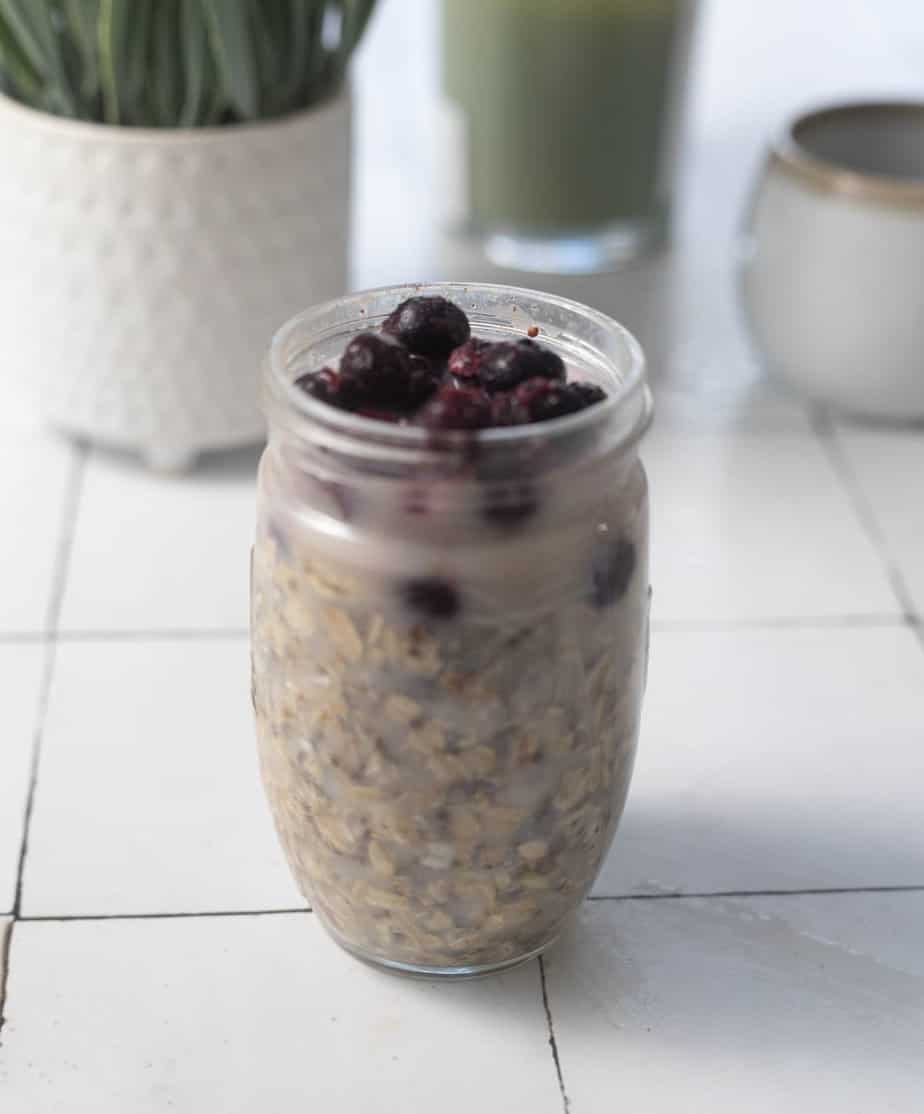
[251, 282, 652, 977]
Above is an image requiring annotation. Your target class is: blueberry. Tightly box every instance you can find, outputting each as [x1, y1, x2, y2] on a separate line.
[406, 354, 443, 408]
[403, 577, 461, 620]
[488, 391, 529, 427]
[416, 385, 492, 431]
[591, 536, 636, 608]
[512, 377, 604, 423]
[447, 337, 493, 383]
[340, 332, 413, 406]
[382, 296, 471, 359]
[294, 367, 355, 409]
[479, 338, 566, 393]
[567, 381, 607, 409]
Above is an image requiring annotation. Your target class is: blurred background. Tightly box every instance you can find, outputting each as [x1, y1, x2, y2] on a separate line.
[1, 3, 923, 1108]
[354, 0, 924, 425]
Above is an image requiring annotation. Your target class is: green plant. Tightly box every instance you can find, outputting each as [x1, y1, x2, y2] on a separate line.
[0, 0, 376, 126]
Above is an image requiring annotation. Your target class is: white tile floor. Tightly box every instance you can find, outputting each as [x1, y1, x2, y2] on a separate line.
[545, 893, 924, 1114]
[646, 430, 900, 625]
[21, 641, 303, 917]
[0, 432, 74, 634]
[58, 450, 256, 634]
[835, 428, 924, 616]
[595, 625, 924, 897]
[2, 916, 562, 1114]
[2, 3, 924, 1110]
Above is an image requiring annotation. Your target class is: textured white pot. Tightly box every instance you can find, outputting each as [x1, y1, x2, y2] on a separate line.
[0, 90, 350, 470]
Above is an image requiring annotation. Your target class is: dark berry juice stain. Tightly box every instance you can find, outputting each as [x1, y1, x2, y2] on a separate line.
[418, 386, 492, 431]
[591, 536, 636, 608]
[482, 482, 539, 528]
[321, 479, 355, 522]
[403, 485, 430, 516]
[403, 577, 461, 620]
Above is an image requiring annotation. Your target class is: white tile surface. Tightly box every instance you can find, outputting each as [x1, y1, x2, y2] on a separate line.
[647, 431, 899, 624]
[58, 450, 257, 633]
[0, 915, 562, 1114]
[21, 640, 302, 916]
[0, 646, 45, 913]
[836, 429, 924, 616]
[545, 892, 924, 1114]
[0, 429, 73, 632]
[595, 625, 924, 896]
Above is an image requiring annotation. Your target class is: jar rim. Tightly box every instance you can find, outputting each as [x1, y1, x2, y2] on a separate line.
[265, 281, 652, 459]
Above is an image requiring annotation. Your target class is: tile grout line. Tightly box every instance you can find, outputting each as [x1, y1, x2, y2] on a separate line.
[20, 907, 312, 924]
[539, 956, 571, 1114]
[1, 447, 88, 1040]
[587, 883, 924, 902]
[11, 884, 924, 926]
[42, 445, 90, 639]
[0, 920, 10, 1044]
[651, 613, 910, 633]
[811, 412, 919, 625]
[0, 615, 918, 645]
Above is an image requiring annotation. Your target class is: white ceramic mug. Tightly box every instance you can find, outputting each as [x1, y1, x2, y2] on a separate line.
[740, 101, 924, 421]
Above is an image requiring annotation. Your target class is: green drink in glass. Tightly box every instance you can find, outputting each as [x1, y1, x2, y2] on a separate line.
[442, 0, 700, 272]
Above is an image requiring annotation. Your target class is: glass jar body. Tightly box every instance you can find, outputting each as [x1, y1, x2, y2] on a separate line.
[251, 283, 651, 976]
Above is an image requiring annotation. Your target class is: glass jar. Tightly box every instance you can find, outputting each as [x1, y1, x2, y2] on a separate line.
[251, 282, 652, 977]
[440, 0, 701, 274]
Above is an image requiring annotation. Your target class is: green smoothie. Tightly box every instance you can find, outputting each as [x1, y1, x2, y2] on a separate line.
[442, 0, 695, 237]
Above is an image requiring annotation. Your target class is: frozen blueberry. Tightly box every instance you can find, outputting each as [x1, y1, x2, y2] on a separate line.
[478, 338, 566, 393]
[488, 391, 529, 427]
[512, 377, 605, 423]
[417, 385, 492, 431]
[591, 536, 636, 608]
[403, 577, 461, 620]
[406, 354, 443, 408]
[447, 337, 493, 384]
[294, 367, 355, 408]
[566, 381, 607, 409]
[382, 296, 471, 359]
[340, 332, 413, 406]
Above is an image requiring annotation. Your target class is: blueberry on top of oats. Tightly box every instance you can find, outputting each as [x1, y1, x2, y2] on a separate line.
[513, 377, 606, 423]
[294, 294, 607, 431]
[447, 336, 494, 383]
[382, 295, 471, 359]
[340, 332, 413, 406]
[476, 337, 566, 393]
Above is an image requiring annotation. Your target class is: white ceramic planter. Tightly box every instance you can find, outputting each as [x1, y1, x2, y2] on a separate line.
[0, 90, 351, 470]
